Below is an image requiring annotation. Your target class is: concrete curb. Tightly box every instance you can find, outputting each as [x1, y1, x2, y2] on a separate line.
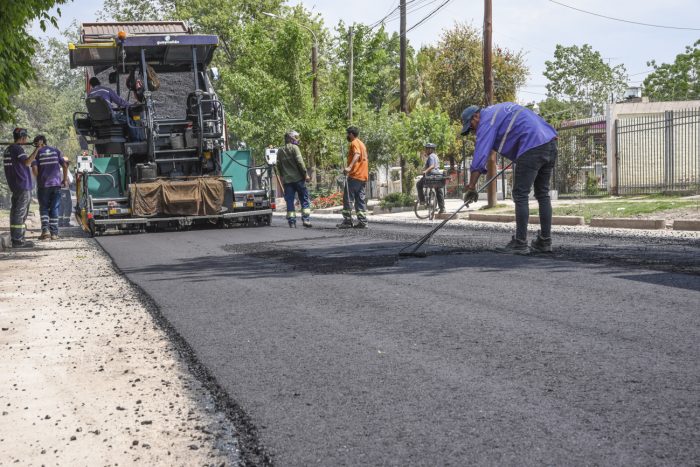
[468, 213, 515, 223]
[371, 206, 414, 215]
[590, 217, 666, 230]
[529, 215, 585, 226]
[672, 219, 700, 231]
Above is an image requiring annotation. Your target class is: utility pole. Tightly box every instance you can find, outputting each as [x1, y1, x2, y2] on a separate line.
[483, 0, 497, 208]
[348, 25, 353, 122]
[399, 0, 407, 192]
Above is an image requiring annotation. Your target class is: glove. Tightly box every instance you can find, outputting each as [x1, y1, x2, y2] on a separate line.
[463, 189, 479, 204]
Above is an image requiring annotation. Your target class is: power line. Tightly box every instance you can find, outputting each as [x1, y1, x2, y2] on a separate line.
[406, 0, 453, 34]
[371, 0, 444, 30]
[548, 0, 700, 31]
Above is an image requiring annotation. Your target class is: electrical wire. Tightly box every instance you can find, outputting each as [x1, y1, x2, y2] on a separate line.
[548, 0, 700, 31]
[406, 0, 453, 34]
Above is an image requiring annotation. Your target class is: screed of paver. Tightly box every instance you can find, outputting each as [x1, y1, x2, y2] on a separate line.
[0, 232, 240, 466]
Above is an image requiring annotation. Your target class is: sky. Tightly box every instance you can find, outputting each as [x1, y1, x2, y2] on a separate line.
[31, 0, 700, 103]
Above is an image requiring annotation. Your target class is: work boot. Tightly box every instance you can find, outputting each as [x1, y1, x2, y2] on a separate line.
[530, 232, 552, 253]
[39, 230, 50, 240]
[302, 220, 312, 228]
[438, 209, 446, 214]
[336, 221, 354, 229]
[497, 236, 529, 255]
[12, 240, 35, 249]
[353, 222, 367, 229]
[288, 221, 297, 228]
[51, 233, 60, 240]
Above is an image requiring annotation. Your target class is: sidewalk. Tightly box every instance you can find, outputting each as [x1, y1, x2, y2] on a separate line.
[311, 197, 700, 239]
[0, 228, 241, 465]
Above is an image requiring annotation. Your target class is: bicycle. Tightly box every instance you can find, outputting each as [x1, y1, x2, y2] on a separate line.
[414, 175, 447, 220]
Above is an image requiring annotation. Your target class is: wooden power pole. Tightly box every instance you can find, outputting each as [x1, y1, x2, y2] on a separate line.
[348, 25, 354, 123]
[399, 0, 407, 192]
[483, 0, 497, 208]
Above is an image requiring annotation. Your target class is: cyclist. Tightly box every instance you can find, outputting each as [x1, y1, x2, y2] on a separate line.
[416, 142, 445, 214]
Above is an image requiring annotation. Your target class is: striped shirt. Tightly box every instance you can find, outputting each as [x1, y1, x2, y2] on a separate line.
[3, 144, 32, 191]
[32, 146, 67, 188]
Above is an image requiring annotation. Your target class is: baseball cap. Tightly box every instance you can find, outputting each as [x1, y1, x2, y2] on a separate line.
[12, 128, 29, 140]
[424, 142, 437, 149]
[460, 106, 480, 135]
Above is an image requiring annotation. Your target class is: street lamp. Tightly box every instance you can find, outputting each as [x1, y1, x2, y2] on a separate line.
[262, 12, 318, 110]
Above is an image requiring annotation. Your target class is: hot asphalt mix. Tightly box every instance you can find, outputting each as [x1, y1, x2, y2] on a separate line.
[95, 216, 700, 466]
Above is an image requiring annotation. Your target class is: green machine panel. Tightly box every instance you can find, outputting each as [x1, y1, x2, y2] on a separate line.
[88, 156, 126, 199]
[221, 150, 252, 192]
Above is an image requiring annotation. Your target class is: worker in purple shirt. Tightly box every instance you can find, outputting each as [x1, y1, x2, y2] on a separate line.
[87, 77, 142, 141]
[461, 103, 558, 254]
[31, 135, 69, 240]
[3, 128, 40, 248]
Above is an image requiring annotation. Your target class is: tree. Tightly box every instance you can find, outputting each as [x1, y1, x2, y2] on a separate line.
[544, 44, 627, 116]
[536, 97, 590, 126]
[643, 40, 700, 102]
[420, 23, 528, 120]
[98, 0, 175, 21]
[0, 0, 70, 123]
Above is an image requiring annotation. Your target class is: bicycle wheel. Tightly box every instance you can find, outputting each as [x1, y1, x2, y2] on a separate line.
[414, 189, 429, 219]
[427, 189, 437, 220]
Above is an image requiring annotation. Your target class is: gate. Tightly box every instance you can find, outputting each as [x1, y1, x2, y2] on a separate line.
[555, 117, 607, 197]
[616, 109, 700, 194]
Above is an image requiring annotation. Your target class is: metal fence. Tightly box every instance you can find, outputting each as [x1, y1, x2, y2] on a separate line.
[616, 108, 700, 194]
[554, 117, 608, 197]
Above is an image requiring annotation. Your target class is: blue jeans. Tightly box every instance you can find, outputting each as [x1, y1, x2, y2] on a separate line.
[512, 140, 558, 240]
[38, 186, 62, 234]
[342, 177, 367, 225]
[283, 180, 310, 224]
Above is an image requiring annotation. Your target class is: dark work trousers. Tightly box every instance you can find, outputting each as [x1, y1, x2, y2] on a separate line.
[416, 177, 445, 210]
[512, 139, 558, 241]
[38, 186, 62, 235]
[9, 189, 32, 243]
[283, 180, 311, 225]
[341, 177, 367, 225]
[59, 188, 72, 226]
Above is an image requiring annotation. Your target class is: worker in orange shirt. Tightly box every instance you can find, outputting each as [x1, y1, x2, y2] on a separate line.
[338, 126, 369, 229]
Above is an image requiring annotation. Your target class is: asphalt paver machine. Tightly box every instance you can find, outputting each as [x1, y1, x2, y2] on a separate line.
[69, 22, 275, 235]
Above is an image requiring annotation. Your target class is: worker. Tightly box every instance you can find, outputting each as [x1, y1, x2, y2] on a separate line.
[416, 142, 445, 214]
[276, 130, 311, 228]
[2, 128, 39, 248]
[338, 126, 369, 229]
[87, 77, 141, 141]
[59, 154, 76, 227]
[461, 103, 558, 254]
[31, 135, 69, 240]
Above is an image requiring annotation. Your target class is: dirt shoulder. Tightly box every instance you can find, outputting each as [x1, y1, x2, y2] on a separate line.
[0, 230, 242, 465]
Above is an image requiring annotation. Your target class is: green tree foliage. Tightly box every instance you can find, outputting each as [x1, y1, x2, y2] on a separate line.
[1, 29, 84, 199]
[643, 40, 700, 101]
[536, 97, 590, 126]
[98, 0, 175, 21]
[544, 44, 627, 116]
[0, 0, 69, 123]
[420, 23, 528, 120]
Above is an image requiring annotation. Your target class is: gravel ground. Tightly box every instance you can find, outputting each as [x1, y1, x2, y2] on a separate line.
[0, 227, 241, 466]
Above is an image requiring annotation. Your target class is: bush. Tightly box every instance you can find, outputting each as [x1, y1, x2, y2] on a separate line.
[311, 191, 343, 209]
[584, 173, 599, 196]
[380, 192, 415, 209]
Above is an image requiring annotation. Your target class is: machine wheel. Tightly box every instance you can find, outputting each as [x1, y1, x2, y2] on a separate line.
[88, 219, 97, 237]
[427, 189, 437, 221]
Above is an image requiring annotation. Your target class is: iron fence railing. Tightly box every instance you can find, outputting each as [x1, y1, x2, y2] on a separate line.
[615, 109, 700, 195]
[554, 118, 608, 197]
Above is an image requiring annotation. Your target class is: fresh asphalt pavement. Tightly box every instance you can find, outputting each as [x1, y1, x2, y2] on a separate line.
[97, 217, 700, 466]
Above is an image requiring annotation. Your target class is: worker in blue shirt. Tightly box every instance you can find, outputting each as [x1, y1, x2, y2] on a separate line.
[461, 103, 558, 254]
[2, 128, 39, 248]
[87, 77, 142, 141]
[87, 76, 130, 109]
